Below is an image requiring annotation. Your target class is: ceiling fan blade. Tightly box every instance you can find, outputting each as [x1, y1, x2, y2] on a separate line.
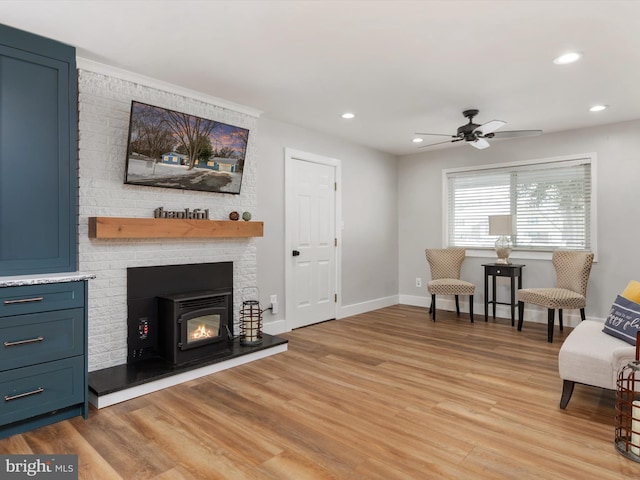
[473, 120, 506, 136]
[490, 129, 543, 139]
[414, 132, 458, 137]
[418, 138, 463, 148]
[469, 138, 490, 150]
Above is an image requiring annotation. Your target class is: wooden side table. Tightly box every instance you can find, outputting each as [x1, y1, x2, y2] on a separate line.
[482, 263, 525, 326]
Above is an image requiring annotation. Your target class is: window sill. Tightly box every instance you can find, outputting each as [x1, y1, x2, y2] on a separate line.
[466, 249, 552, 262]
[465, 249, 597, 263]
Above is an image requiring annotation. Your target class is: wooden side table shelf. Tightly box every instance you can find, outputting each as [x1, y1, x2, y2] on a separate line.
[482, 263, 525, 326]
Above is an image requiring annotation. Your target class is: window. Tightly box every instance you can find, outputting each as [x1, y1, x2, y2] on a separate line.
[444, 154, 595, 254]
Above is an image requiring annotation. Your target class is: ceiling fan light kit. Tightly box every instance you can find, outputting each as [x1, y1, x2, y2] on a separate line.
[415, 109, 543, 149]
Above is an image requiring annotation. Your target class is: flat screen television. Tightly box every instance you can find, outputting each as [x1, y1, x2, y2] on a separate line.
[124, 101, 249, 194]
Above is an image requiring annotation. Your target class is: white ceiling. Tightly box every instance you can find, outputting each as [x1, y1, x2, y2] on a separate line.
[1, 0, 639, 155]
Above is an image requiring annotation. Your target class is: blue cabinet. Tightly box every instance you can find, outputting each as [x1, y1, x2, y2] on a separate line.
[0, 280, 88, 438]
[0, 25, 86, 438]
[0, 24, 77, 275]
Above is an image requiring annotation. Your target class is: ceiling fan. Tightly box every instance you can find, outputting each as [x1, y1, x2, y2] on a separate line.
[415, 109, 542, 150]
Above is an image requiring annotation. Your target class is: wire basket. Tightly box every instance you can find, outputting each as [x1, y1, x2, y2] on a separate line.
[615, 334, 640, 462]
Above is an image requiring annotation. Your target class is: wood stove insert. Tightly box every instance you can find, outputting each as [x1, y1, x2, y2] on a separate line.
[157, 290, 232, 365]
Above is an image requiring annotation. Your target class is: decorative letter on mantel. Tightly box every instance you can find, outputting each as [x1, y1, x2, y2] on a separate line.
[88, 217, 263, 239]
[153, 207, 210, 219]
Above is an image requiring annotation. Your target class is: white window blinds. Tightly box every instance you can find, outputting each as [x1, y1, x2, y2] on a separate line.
[446, 156, 593, 251]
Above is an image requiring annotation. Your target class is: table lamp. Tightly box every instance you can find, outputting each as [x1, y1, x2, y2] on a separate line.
[489, 214, 513, 264]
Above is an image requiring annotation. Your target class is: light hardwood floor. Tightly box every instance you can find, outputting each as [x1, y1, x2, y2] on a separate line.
[1, 305, 638, 479]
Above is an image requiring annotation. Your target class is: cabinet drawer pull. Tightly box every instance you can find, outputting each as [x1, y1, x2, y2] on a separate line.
[4, 387, 44, 402]
[3, 297, 44, 305]
[4, 336, 44, 347]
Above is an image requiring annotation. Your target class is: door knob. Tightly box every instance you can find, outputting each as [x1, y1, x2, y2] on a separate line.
[292, 250, 300, 257]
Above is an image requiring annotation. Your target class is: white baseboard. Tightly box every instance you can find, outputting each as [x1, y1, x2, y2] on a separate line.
[398, 294, 429, 308]
[262, 295, 601, 333]
[400, 295, 473, 313]
[339, 295, 399, 319]
[399, 294, 597, 327]
[515, 307, 591, 328]
[262, 295, 400, 334]
[263, 318, 288, 336]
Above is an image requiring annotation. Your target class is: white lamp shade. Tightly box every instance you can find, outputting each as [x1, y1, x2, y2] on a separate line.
[489, 215, 513, 235]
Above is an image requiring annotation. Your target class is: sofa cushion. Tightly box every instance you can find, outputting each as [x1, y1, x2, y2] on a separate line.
[622, 280, 640, 303]
[517, 287, 585, 309]
[602, 295, 640, 345]
[427, 278, 475, 295]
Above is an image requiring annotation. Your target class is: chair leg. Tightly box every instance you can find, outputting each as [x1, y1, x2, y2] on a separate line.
[548, 309, 555, 343]
[517, 301, 525, 331]
[559, 309, 563, 331]
[431, 294, 436, 322]
[469, 295, 474, 323]
[455, 295, 460, 315]
[560, 380, 575, 409]
[580, 308, 586, 321]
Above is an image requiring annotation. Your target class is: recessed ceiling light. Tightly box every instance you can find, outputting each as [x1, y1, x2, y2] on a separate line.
[341, 112, 355, 119]
[412, 138, 424, 143]
[589, 105, 608, 112]
[553, 52, 582, 65]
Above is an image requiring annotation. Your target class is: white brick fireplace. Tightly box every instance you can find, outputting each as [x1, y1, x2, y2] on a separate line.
[77, 64, 260, 372]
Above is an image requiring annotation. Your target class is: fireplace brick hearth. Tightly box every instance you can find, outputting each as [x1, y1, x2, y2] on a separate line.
[88, 333, 287, 408]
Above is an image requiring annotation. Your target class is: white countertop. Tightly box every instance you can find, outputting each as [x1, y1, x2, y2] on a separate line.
[0, 272, 96, 288]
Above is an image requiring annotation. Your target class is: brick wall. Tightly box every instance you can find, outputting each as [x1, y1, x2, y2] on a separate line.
[77, 69, 259, 371]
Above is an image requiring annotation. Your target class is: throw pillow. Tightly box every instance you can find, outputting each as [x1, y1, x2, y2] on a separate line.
[622, 280, 640, 303]
[602, 295, 640, 345]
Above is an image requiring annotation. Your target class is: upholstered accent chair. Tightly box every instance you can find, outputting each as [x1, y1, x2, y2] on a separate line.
[425, 248, 475, 322]
[517, 250, 594, 343]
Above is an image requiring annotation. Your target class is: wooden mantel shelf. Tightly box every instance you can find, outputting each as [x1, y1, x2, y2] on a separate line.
[88, 217, 263, 239]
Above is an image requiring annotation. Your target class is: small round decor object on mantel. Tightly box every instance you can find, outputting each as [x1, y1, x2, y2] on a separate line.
[229, 211, 240, 221]
[242, 211, 252, 221]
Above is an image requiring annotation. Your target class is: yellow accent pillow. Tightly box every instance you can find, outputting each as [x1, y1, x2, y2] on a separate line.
[622, 280, 640, 303]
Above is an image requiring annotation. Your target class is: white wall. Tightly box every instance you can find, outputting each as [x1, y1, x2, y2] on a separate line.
[256, 116, 399, 331]
[398, 119, 640, 325]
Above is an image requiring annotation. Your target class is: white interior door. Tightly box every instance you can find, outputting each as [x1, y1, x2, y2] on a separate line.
[285, 149, 340, 329]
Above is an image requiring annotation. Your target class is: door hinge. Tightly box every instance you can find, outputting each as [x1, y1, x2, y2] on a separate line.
[334, 293, 338, 303]
[334, 238, 337, 247]
[334, 182, 337, 191]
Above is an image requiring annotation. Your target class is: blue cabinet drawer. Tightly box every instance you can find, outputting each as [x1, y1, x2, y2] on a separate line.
[0, 282, 84, 317]
[0, 357, 84, 426]
[0, 308, 84, 370]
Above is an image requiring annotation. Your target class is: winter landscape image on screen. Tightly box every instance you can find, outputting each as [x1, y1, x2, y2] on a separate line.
[124, 101, 249, 194]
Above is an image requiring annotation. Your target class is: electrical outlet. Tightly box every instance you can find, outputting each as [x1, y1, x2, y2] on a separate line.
[416, 277, 422, 287]
[270, 295, 278, 315]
